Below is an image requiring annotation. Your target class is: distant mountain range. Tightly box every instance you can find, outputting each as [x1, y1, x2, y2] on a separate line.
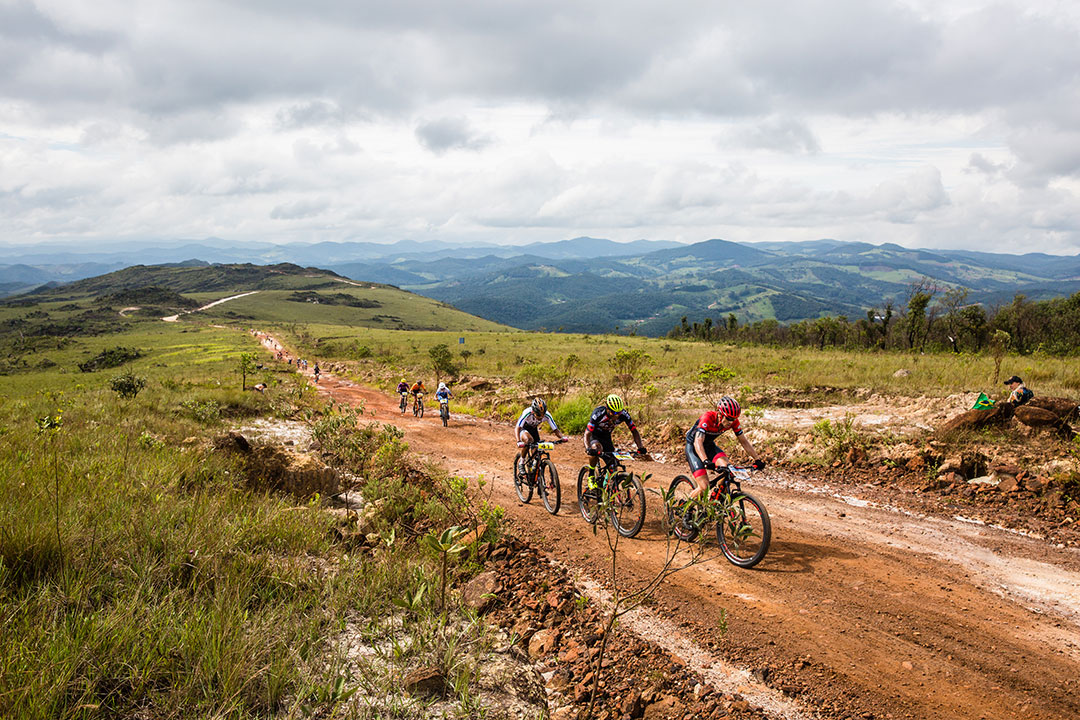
[5, 236, 1080, 335]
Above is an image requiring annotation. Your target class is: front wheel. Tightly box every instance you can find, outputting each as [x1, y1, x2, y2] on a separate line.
[609, 473, 646, 538]
[513, 456, 533, 503]
[399, 395, 406, 413]
[576, 466, 600, 524]
[440, 404, 448, 426]
[539, 460, 561, 515]
[667, 475, 700, 543]
[716, 491, 771, 568]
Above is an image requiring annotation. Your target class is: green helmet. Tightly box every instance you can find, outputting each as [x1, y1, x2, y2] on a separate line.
[605, 394, 625, 413]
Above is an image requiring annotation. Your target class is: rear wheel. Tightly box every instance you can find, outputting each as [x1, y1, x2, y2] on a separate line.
[716, 491, 771, 568]
[576, 466, 599, 524]
[539, 460, 561, 515]
[667, 475, 700, 543]
[609, 473, 646, 538]
[513, 456, 533, 503]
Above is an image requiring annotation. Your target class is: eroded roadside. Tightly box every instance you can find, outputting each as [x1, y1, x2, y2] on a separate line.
[263, 335, 1080, 719]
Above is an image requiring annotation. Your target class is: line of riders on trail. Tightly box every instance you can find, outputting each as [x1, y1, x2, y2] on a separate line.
[394, 379, 773, 568]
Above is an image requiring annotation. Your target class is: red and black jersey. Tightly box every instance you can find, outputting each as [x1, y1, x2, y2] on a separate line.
[684, 410, 742, 443]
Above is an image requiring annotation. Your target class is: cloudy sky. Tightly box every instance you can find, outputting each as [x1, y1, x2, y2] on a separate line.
[2, 0, 1080, 252]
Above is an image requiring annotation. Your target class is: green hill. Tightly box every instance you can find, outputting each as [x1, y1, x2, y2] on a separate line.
[0, 263, 510, 360]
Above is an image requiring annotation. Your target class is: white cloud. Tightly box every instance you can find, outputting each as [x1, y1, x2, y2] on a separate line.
[0, 0, 1078, 252]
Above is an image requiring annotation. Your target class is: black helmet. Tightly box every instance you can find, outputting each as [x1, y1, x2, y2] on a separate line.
[531, 398, 547, 416]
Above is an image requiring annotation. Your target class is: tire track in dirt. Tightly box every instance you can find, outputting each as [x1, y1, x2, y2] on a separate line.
[268, 337, 1080, 719]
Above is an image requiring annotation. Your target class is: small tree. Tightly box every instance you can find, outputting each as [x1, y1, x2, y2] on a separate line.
[236, 352, 257, 390]
[698, 363, 736, 404]
[429, 344, 459, 383]
[989, 330, 1011, 384]
[110, 372, 147, 399]
[609, 348, 652, 397]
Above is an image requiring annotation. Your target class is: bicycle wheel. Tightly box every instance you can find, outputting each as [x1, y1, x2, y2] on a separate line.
[609, 473, 646, 538]
[412, 401, 419, 417]
[513, 456, 533, 503]
[667, 475, 700, 543]
[441, 405, 448, 427]
[716, 491, 771, 568]
[400, 396, 406, 413]
[418, 401, 424, 418]
[576, 466, 600, 524]
[539, 460, 561, 515]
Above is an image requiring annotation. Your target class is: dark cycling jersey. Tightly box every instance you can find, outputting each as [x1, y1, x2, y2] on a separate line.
[397, 382, 409, 393]
[586, 406, 636, 434]
[685, 411, 742, 443]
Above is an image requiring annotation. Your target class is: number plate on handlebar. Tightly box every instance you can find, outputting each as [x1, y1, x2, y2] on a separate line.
[537, 442, 555, 450]
[613, 451, 633, 461]
[729, 467, 751, 481]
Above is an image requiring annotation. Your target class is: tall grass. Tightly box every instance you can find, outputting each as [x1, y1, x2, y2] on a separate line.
[276, 324, 1080, 403]
[0, 323, 488, 719]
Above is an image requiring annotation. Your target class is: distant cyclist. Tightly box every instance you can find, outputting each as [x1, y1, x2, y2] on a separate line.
[516, 398, 567, 468]
[410, 380, 426, 399]
[583, 394, 646, 480]
[684, 396, 765, 502]
[397, 377, 409, 396]
[313, 362, 321, 383]
[435, 382, 452, 404]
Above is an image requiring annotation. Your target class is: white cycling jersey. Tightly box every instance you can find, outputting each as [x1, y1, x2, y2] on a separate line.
[516, 407, 559, 432]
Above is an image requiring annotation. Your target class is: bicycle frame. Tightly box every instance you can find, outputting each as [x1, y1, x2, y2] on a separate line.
[522, 442, 555, 483]
[707, 465, 752, 501]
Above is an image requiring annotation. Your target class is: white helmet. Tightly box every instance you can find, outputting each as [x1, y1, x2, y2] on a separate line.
[438, 382, 447, 391]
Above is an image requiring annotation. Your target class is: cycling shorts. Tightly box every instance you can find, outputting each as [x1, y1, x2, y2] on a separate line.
[588, 430, 616, 455]
[685, 438, 727, 477]
[519, 425, 540, 444]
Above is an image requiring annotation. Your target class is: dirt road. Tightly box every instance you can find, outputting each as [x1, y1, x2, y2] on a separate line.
[282, 344, 1080, 719]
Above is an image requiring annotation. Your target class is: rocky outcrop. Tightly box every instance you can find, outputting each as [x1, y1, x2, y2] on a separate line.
[937, 404, 1014, 435]
[213, 431, 341, 498]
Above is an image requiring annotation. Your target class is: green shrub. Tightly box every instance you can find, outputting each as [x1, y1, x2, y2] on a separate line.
[552, 394, 594, 435]
[78, 346, 142, 372]
[180, 398, 222, 423]
[811, 415, 864, 462]
[110, 371, 147, 399]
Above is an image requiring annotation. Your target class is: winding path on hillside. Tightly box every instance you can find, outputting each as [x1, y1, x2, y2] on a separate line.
[261, 334, 1080, 720]
[161, 290, 261, 322]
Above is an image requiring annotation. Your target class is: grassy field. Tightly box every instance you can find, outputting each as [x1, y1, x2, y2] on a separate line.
[193, 283, 510, 332]
[274, 324, 1080, 401]
[0, 321, 501, 719]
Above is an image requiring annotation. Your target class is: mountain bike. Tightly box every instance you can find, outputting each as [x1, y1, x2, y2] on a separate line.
[575, 449, 647, 537]
[667, 465, 771, 568]
[438, 397, 450, 426]
[399, 392, 408, 413]
[412, 393, 424, 418]
[513, 439, 566, 514]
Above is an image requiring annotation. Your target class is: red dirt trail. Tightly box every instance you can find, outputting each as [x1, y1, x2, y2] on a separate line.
[269, 336, 1080, 719]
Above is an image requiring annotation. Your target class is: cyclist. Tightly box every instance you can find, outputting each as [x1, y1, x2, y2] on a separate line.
[684, 396, 765, 502]
[313, 362, 321, 383]
[583, 394, 646, 482]
[397, 377, 409, 396]
[516, 398, 567, 473]
[435, 381, 452, 404]
[410, 380, 426, 405]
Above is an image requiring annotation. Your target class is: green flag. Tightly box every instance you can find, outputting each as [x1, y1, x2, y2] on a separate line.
[972, 392, 995, 410]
